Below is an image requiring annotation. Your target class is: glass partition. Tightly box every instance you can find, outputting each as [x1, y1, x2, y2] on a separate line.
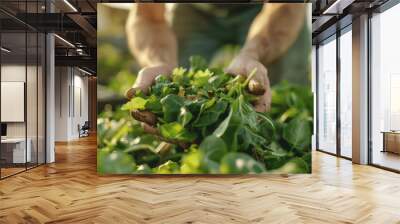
[317, 35, 337, 154]
[1, 30, 28, 177]
[370, 3, 400, 171]
[0, 1, 46, 179]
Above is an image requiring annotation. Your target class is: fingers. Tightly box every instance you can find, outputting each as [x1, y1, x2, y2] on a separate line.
[141, 122, 159, 135]
[254, 91, 271, 112]
[248, 78, 266, 96]
[125, 87, 138, 100]
[246, 60, 267, 95]
[133, 65, 171, 94]
[226, 55, 271, 112]
[131, 110, 157, 126]
[225, 60, 246, 77]
[254, 75, 271, 112]
[126, 64, 174, 99]
[226, 56, 267, 95]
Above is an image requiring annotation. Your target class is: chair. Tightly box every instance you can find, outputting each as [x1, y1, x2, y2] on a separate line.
[78, 121, 90, 138]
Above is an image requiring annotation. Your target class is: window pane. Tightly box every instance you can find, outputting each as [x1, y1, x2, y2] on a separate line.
[340, 29, 352, 158]
[371, 3, 400, 171]
[318, 36, 337, 154]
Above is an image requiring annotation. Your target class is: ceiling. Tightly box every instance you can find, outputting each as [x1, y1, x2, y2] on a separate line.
[0, 0, 394, 74]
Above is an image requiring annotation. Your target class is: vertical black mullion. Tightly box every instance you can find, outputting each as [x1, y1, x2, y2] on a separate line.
[25, 0, 28, 171]
[316, 45, 320, 151]
[44, 34, 47, 164]
[36, 0, 39, 167]
[336, 29, 341, 157]
[0, 23, 2, 179]
[367, 10, 373, 165]
[44, 0, 47, 164]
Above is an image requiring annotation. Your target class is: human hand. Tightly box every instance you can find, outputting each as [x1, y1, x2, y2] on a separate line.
[225, 52, 271, 112]
[125, 64, 174, 98]
[125, 64, 174, 136]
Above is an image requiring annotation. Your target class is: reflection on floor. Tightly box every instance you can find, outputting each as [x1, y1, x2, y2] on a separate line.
[1, 163, 41, 178]
[373, 150, 400, 171]
[0, 167, 25, 177]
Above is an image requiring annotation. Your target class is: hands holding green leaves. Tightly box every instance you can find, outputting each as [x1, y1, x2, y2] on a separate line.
[112, 56, 312, 174]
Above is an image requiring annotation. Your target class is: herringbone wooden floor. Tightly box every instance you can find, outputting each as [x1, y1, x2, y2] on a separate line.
[1, 135, 400, 224]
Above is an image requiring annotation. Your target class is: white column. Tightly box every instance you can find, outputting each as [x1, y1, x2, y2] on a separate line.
[46, 32, 55, 163]
[352, 14, 369, 164]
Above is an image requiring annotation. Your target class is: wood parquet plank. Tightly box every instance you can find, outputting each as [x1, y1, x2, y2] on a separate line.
[0, 135, 400, 224]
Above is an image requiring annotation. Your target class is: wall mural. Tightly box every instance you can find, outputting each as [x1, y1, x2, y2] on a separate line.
[97, 3, 313, 174]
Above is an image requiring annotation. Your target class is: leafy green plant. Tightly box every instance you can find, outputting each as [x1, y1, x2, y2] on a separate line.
[98, 56, 313, 174]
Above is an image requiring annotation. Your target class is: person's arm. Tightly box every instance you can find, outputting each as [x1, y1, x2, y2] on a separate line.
[126, 3, 177, 67]
[241, 3, 306, 64]
[125, 3, 177, 97]
[226, 3, 306, 112]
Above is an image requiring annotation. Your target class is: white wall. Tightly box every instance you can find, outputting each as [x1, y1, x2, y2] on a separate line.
[55, 67, 89, 141]
[55, 67, 69, 141]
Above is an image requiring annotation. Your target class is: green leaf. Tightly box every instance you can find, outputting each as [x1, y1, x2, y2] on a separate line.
[121, 97, 147, 111]
[263, 142, 293, 170]
[180, 149, 204, 174]
[151, 75, 179, 97]
[208, 71, 230, 90]
[191, 69, 213, 88]
[213, 106, 233, 137]
[278, 107, 299, 123]
[160, 94, 185, 122]
[178, 107, 193, 127]
[199, 135, 227, 162]
[97, 150, 136, 174]
[172, 67, 189, 86]
[282, 118, 311, 150]
[220, 153, 266, 174]
[156, 160, 180, 174]
[271, 158, 310, 174]
[145, 95, 162, 113]
[136, 164, 153, 174]
[193, 100, 228, 127]
[160, 122, 197, 142]
[222, 113, 242, 152]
